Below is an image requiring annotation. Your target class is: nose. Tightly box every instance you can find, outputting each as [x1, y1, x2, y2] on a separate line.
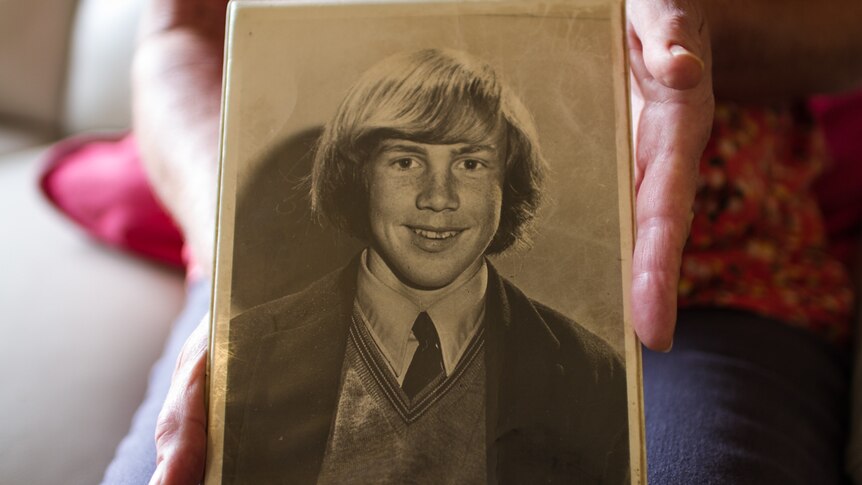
[416, 169, 459, 212]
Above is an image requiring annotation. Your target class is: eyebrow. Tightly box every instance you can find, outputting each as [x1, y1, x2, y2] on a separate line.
[452, 144, 497, 156]
[377, 143, 427, 156]
[377, 141, 498, 156]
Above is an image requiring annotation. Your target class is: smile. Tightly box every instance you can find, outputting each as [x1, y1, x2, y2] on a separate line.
[411, 227, 461, 240]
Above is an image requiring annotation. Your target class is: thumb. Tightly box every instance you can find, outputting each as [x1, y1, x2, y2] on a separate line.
[149, 317, 209, 485]
[629, 1, 709, 90]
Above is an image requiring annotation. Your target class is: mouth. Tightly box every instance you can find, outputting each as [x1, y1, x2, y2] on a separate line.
[410, 227, 462, 240]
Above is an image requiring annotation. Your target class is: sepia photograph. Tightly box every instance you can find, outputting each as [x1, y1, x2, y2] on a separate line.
[208, 1, 640, 483]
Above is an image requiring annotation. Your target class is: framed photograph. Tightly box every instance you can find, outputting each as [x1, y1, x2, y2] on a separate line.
[207, 0, 642, 482]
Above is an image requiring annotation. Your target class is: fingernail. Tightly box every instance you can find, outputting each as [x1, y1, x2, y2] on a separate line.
[670, 44, 705, 71]
[148, 463, 164, 485]
[662, 338, 674, 353]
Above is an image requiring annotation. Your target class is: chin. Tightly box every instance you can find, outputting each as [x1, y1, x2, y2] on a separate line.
[390, 259, 462, 289]
[398, 272, 457, 291]
[397, 256, 477, 290]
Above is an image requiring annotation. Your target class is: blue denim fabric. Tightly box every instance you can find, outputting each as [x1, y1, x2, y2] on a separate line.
[644, 309, 850, 484]
[101, 280, 210, 485]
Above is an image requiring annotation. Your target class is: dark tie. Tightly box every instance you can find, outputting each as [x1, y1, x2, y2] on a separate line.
[402, 311, 445, 400]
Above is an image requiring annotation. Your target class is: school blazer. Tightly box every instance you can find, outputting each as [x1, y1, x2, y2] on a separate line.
[222, 257, 629, 484]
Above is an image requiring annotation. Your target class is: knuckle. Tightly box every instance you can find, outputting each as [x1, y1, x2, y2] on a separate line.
[663, 14, 696, 42]
[155, 408, 180, 446]
[661, 3, 705, 44]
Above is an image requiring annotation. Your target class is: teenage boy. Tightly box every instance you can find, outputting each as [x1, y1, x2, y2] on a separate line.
[223, 48, 628, 484]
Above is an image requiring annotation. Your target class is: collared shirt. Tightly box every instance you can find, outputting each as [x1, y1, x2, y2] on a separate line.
[354, 249, 487, 384]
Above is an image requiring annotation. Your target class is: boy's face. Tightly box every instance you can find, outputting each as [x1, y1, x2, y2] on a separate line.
[366, 137, 504, 290]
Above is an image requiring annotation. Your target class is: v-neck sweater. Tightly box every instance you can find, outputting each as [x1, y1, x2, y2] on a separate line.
[316, 312, 487, 484]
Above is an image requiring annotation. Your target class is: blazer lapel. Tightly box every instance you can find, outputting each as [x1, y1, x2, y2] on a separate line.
[484, 263, 562, 482]
[232, 261, 356, 484]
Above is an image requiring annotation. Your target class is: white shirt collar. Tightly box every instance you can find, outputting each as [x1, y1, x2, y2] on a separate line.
[355, 249, 487, 377]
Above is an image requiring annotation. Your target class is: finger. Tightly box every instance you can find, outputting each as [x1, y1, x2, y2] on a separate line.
[630, 103, 702, 350]
[626, 1, 715, 350]
[628, 0, 708, 90]
[627, 73, 713, 351]
[149, 317, 210, 485]
[141, 0, 229, 40]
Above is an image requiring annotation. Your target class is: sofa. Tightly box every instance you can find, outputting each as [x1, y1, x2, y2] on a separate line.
[0, 1, 185, 484]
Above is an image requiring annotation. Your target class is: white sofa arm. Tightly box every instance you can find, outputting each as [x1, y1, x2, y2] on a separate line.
[62, 0, 145, 134]
[0, 0, 79, 154]
[0, 1, 188, 484]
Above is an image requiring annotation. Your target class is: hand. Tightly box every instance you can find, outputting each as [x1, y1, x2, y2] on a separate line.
[137, 1, 228, 484]
[626, 0, 715, 351]
[149, 316, 209, 485]
[139, 0, 228, 40]
[133, 0, 228, 273]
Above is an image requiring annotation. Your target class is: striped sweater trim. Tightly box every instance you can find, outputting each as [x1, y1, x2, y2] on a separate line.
[349, 310, 484, 423]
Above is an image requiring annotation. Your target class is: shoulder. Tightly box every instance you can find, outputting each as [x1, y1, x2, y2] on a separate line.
[223, 263, 357, 482]
[493, 274, 630, 478]
[534, 300, 624, 376]
[230, 262, 356, 341]
[497, 275, 625, 388]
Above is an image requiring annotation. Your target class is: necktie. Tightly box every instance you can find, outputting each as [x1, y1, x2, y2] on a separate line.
[402, 311, 445, 400]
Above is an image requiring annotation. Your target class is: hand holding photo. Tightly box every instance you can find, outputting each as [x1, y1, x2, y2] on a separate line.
[208, 1, 640, 483]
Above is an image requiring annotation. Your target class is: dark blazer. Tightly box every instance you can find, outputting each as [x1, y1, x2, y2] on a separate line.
[222, 258, 629, 484]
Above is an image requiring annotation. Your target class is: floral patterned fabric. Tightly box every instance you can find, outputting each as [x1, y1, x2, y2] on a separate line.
[680, 102, 854, 343]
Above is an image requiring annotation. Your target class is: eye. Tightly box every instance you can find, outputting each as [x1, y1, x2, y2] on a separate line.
[392, 157, 420, 170]
[457, 158, 486, 171]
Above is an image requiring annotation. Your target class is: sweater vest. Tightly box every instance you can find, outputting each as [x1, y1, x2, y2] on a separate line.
[317, 314, 486, 484]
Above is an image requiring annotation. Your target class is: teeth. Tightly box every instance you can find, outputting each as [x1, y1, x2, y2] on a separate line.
[413, 228, 459, 239]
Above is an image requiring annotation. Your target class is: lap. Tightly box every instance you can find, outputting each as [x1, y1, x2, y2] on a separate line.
[644, 308, 851, 484]
[100, 295, 852, 484]
[101, 279, 210, 485]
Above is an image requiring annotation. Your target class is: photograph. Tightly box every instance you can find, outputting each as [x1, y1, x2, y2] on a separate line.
[208, 1, 640, 483]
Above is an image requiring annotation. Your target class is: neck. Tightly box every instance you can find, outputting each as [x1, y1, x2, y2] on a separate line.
[365, 248, 483, 310]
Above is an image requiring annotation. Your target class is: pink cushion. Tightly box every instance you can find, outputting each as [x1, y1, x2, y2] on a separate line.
[810, 89, 862, 267]
[39, 133, 185, 267]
